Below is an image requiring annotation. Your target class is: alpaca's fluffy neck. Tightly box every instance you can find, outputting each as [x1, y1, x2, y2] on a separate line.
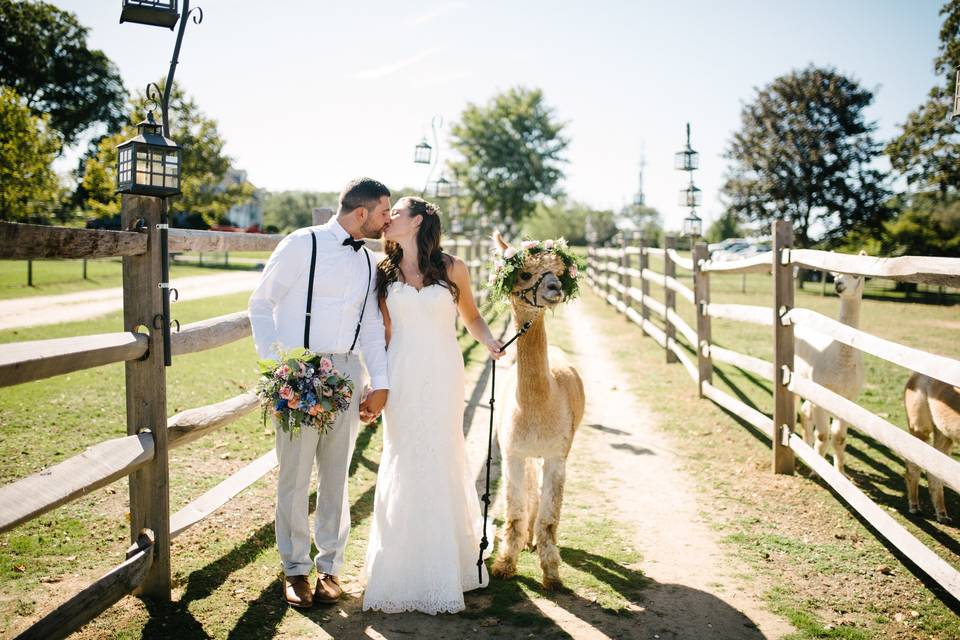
[836, 293, 862, 365]
[838, 294, 861, 329]
[514, 311, 551, 402]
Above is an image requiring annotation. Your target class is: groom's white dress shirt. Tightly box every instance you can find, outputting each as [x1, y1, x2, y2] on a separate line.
[248, 218, 389, 390]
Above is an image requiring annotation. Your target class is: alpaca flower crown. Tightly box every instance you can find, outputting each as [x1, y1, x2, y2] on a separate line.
[486, 237, 585, 305]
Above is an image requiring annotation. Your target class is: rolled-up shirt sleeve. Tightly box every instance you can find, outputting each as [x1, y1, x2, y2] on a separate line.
[357, 253, 389, 390]
[248, 232, 308, 361]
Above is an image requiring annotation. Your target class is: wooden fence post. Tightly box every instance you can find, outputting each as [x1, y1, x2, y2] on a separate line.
[693, 242, 712, 397]
[664, 235, 677, 363]
[27, 259, 33, 287]
[603, 241, 612, 304]
[639, 237, 650, 331]
[620, 234, 630, 310]
[772, 219, 796, 474]
[121, 194, 171, 599]
[313, 207, 334, 226]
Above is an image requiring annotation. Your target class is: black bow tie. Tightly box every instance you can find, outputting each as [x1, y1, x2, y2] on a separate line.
[342, 237, 364, 252]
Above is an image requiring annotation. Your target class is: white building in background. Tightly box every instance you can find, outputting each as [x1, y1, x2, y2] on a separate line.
[221, 168, 264, 229]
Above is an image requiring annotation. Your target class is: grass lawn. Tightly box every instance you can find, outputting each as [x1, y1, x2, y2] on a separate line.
[585, 257, 960, 638]
[1, 293, 648, 638]
[0, 259, 260, 300]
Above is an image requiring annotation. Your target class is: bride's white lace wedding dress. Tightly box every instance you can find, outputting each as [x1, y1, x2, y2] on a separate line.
[362, 281, 491, 615]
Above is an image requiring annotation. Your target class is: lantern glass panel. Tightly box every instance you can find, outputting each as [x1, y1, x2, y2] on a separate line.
[675, 149, 700, 171]
[679, 187, 702, 207]
[683, 214, 702, 238]
[120, 0, 180, 29]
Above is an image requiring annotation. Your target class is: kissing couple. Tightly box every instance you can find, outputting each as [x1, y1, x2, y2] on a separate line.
[248, 177, 505, 614]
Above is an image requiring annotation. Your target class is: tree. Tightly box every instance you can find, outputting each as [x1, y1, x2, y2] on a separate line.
[705, 210, 742, 244]
[521, 200, 616, 245]
[82, 82, 254, 226]
[619, 203, 663, 243]
[0, 0, 126, 147]
[0, 86, 61, 222]
[882, 193, 960, 257]
[262, 190, 339, 233]
[721, 66, 890, 247]
[449, 87, 568, 224]
[886, 1, 960, 199]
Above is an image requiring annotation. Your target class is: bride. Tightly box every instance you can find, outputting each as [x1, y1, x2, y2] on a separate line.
[361, 196, 504, 615]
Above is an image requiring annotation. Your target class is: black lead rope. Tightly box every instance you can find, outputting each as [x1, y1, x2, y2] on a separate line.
[477, 319, 533, 585]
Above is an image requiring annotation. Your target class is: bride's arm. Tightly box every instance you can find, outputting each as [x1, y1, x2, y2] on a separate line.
[380, 297, 391, 348]
[448, 256, 504, 360]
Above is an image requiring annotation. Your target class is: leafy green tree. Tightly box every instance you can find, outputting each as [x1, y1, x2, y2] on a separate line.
[262, 190, 339, 233]
[519, 200, 620, 245]
[0, 86, 61, 221]
[886, 1, 960, 200]
[620, 203, 663, 244]
[721, 65, 890, 247]
[0, 0, 126, 147]
[882, 193, 960, 257]
[449, 87, 568, 224]
[705, 210, 742, 244]
[82, 82, 254, 226]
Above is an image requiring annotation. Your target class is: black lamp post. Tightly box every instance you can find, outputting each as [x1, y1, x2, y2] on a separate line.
[117, 0, 202, 366]
[676, 122, 703, 242]
[416, 114, 444, 196]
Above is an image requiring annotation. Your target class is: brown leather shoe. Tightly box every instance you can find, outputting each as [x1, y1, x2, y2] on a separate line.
[282, 574, 313, 608]
[314, 573, 343, 603]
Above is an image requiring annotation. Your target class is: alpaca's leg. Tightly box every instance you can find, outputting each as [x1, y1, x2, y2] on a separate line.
[930, 430, 954, 524]
[812, 405, 830, 458]
[491, 454, 527, 579]
[830, 417, 849, 475]
[800, 400, 814, 445]
[905, 459, 922, 515]
[536, 456, 568, 590]
[524, 458, 540, 550]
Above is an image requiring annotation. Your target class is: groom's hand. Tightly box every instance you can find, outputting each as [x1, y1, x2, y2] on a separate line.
[359, 389, 388, 423]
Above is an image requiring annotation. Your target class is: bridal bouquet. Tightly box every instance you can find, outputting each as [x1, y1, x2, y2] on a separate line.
[256, 347, 355, 439]
[487, 237, 585, 305]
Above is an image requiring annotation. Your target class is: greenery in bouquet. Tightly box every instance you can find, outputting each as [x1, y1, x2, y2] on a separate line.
[256, 347, 354, 439]
[486, 237, 584, 305]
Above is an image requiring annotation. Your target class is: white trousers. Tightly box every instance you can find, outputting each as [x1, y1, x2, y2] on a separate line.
[274, 353, 365, 577]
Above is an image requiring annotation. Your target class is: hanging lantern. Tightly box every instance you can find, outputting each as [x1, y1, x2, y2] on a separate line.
[431, 174, 456, 199]
[116, 111, 181, 198]
[414, 137, 432, 164]
[674, 122, 699, 171]
[119, 0, 180, 29]
[633, 191, 645, 207]
[678, 184, 702, 207]
[683, 212, 703, 238]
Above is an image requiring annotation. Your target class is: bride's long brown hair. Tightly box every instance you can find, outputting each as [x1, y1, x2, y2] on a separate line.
[376, 196, 460, 304]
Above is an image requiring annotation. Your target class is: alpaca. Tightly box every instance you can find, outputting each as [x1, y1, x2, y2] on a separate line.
[793, 269, 866, 474]
[489, 233, 585, 590]
[904, 373, 960, 523]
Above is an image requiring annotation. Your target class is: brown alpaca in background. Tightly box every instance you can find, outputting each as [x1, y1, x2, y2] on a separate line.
[904, 373, 960, 523]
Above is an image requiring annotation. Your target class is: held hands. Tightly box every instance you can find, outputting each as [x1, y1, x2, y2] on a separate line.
[359, 388, 388, 423]
[485, 338, 506, 360]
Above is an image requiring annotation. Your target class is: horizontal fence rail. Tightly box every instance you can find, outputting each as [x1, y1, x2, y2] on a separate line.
[0, 332, 149, 388]
[587, 227, 960, 604]
[0, 221, 147, 260]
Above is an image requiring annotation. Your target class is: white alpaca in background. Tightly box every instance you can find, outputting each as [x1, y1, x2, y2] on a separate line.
[794, 270, 866, 474]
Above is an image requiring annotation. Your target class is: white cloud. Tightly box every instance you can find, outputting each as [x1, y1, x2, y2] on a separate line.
[348, 47, 443, 80]
[402, 2, 466, 28]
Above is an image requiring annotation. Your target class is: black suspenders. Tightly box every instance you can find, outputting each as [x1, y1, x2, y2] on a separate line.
[303, 230, 372, 354]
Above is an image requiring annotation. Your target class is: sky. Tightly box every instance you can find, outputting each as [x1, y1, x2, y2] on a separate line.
[54, 0, 942, 232]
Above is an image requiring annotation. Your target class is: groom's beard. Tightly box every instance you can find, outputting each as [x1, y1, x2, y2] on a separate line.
[360, 220, 385, 239]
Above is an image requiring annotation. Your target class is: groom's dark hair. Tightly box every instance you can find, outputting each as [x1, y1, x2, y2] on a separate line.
[338, 177, 391, 215]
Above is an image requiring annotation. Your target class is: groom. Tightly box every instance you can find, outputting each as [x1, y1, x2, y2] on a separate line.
[248, 177, 391, 608]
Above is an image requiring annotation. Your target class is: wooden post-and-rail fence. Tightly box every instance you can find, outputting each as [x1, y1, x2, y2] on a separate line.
[586, 220, 960, 604]
[0, 211, 496, 639]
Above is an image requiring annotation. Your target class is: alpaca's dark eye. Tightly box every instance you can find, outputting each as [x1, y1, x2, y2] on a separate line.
[520, 272, 532, 280]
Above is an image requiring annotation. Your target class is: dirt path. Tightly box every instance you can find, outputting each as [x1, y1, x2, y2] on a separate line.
[560, 301, 794, 639]
[0, 271, 261, 330]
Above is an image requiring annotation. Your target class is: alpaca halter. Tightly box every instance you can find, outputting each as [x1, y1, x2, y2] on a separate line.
[512, 271, 555, 308]
[477, 319, 533, 584]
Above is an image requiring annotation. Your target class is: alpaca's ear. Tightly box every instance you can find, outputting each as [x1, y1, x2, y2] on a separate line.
[493, 230, 511, 252]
